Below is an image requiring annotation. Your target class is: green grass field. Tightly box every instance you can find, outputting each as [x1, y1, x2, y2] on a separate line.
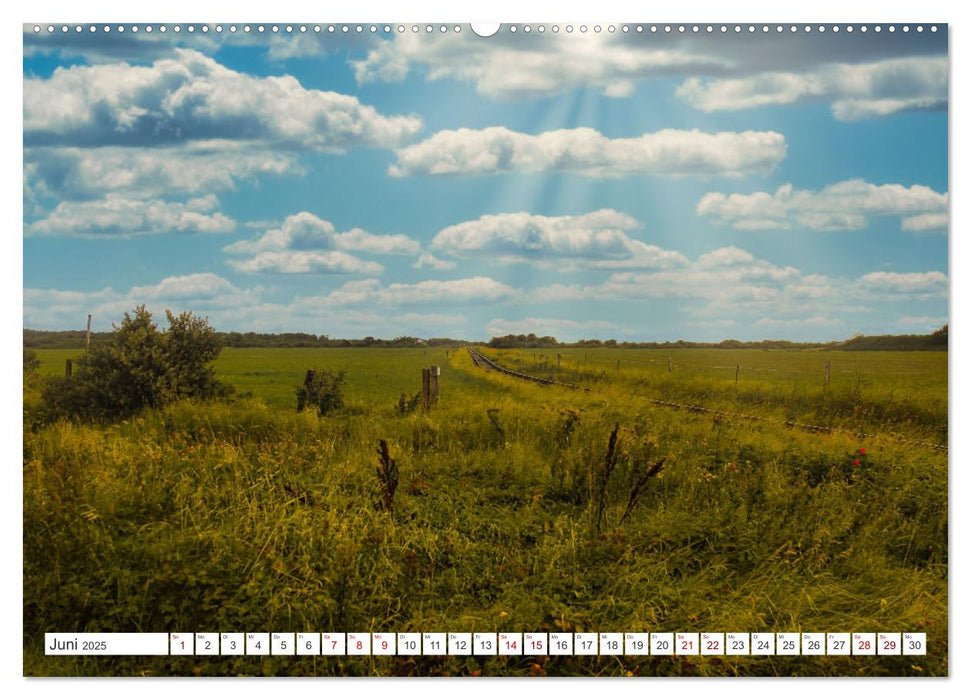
[24, 347, 948, 676]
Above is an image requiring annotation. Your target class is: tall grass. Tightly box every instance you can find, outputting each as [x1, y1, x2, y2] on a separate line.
[23, 347, 947, 676]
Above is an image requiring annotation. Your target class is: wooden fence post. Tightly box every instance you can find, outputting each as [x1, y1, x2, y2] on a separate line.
[668, 355, 673, 373]
[824, 360, 831, 389]
[86, 314, 92, 349]
[430, 365, 440, 404]
[304, 369, 315, 387]
[422, 368, 431, 410]
[735, 364, 740, 387]
[65, 359, 72, 377]
[557, 353, 562, 368]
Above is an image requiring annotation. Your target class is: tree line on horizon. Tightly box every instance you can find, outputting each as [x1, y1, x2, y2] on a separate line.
[23, 324, 947, 352]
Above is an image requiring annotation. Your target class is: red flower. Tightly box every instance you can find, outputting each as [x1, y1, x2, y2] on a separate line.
[859, 448, 867, 455]
[853, 459, 861, 466]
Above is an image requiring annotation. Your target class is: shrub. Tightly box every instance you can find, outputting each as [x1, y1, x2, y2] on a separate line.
[23, 349, 40, 375]
[296, 368, 347, 414]
[39, 306, 229, 421]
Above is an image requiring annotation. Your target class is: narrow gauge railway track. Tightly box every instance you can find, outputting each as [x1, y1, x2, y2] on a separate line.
[465, 347, 948, 453]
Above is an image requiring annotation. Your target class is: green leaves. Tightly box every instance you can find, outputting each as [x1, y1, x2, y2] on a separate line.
[39, 306, 229, 421]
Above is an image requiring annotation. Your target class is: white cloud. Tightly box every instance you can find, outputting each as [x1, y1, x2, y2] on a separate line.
[390, 126, 786, 178]
[431, 210, 687, 269]
[335, 228, 420, 255]
[896, 316, 947, 330]
[129, 273, 242, 301]
[22, 274, 474, 337]
[531, 246, 799, 304]
[412, 253, 457, 271]
[223, 212, 417, 274]
[697, 180, 948, 231]
[677, 56, 947, 121]
[25, 146, 298, 201]
[859, 271, 948, 294]
[24, 48, 422, 150]
[315, 276, 518, 307]
[23, 273, 260, 330]
[902, 212, 949, 232]
[526, 246, 946, 325]
[352, 31, 727, 100]
[27, 193, 235, 237]
[228, 251, 383, 275]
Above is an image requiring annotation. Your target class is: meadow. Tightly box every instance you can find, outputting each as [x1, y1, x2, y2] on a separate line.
[23, 346, 948, 676]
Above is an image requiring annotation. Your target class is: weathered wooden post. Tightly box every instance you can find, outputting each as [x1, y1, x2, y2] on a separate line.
[824, 360, 831, 389]
[735, 364, 740, 387]
[65, 359, 72, 377]
[430, 365, 441, 404]
[304, 369, 316, 387]
[422, 368, 431, 410]
[668, 355, 673, 373]
[616, 359, 620, 372]
[86, 314, 92, 349]
[557, 353, 562, 368]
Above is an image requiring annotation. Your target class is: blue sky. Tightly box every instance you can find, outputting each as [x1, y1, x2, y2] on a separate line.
[22, 23, 948, 341]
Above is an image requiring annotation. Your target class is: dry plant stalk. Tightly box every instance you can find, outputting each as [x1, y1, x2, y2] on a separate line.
[594, 423, 621, 534]
[375, 439, 399, 512]
[619, 456, 666, 525]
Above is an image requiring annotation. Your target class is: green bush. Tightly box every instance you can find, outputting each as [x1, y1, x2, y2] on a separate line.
[296, 368, 346, 414]
[23, 349, 40, 375]
[39, 306, 230, 421]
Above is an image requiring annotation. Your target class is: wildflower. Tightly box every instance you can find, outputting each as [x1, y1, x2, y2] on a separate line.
[859, 448, 867, 455]
[853, 459, 861, 466]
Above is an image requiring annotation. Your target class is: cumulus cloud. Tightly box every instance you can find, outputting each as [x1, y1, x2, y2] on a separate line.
[228, 251, 383, 275]
[412, 253, 457, 271]
[676, 56, 947, 121]
[23, 273, 259, 330]
[532, 246, 799, 304]
[318, 276, 518, 307]
[697, 180, 948, 231]
[25, 146, 297, 201]
[350, 30, 946, 121]
[526, 243, 946, 330]
[859, 271, 948, 294]
[431, 209, 687, 268]
[390, 126, 786, 178]
[27, 193, 235, 237]
[23, 48, 422, 227]
[23, 24, 367, 64]
[24, 48, 422, 150]
[128, 272, 242, 301]
[23, 273, 472, 337]
[223, 212, 418, 274]
[902, 212, 949, 232]
[352, 31, 726, 99]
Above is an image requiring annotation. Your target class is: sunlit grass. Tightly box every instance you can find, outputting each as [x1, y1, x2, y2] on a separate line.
[24, 347, 947, 676]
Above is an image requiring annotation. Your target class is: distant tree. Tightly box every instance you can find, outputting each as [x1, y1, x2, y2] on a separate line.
[40, 307, 230, 421]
